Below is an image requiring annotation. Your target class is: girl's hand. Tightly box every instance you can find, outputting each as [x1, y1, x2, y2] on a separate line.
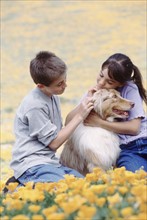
[84, 110, 102, 127]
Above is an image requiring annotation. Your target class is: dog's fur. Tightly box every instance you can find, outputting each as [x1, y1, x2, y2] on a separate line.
[60, 89, 134, 175]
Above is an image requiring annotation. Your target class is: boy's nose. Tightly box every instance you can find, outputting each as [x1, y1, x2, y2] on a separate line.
[65, 82, 67, 87]
[63, 82, 67, 88]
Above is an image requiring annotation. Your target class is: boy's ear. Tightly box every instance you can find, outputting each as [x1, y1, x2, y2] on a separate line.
[37, 83, 44, 89]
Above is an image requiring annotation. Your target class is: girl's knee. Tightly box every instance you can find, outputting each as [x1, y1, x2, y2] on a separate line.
[116, 155, 147, 172]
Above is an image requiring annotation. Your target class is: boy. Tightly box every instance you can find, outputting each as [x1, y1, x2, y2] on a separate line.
[10, 51, 94, 185]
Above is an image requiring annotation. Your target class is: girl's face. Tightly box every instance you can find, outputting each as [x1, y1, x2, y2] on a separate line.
[96, 68, 123, 90]
[38, 73, 67, 96]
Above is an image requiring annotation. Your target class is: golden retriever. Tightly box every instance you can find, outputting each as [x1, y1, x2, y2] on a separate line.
[60, 89, 134, 175]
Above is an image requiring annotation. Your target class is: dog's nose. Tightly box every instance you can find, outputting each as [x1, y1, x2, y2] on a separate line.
[130, 102, 135, 108]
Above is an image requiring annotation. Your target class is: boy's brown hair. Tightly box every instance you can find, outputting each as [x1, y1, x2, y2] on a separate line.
[30, 51, 67, 86]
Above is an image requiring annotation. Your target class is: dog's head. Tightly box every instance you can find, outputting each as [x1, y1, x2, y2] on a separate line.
[93, 89, 134, 121]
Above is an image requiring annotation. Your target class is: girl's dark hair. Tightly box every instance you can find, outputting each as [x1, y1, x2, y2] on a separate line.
[102, 53, 147, 104]
[30, 51, 67, 86]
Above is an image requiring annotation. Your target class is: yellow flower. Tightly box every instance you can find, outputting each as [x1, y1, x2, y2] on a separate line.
[107, 193, 122, 206]
[2, 195, 12, 206]
[0, 181, 6, 192]
[54, 193, 68, 204]
[106, 185, 116, 195]
[34, 182, 45, 190]
[114, 167, 126, 173]
[118, 186, 128, 195]
[76, 205, 96, 219]
[5, 182, 18, 192]
[11, 215, 30, 220]
[60, 195, 87, 214]
[85, 172, 99, 182]
[54, 182, 68, 193]
[121, 207, 133, 217]
[7, 199, 24, 211]
[131, 185, 146, 197]
[135, 169, 147, 179]
[82, 188, 96, 203]
[39, 182, 58, 192]
[24, 182, 34, 189]
[11, 191, 20, 199]
[110, 208, 119, 218]
[90, 184, 106, 194]
[69, 178, 88, 193]
[28, 204, 40, 213]
[92, 167, 105, 179]
[124, 171, 136, 183]
[95, 197, 106, 207]
[127, 216, 138, 220]
[127, 196, 135, 203]
[18, 188, 44, 202]
[42, 205, 58, 217]
[101, 173, 110, 183]
[137, 212, 147, 220]
[1, 216, 9, 220]
[46, 213, 65, 220]
[111, 167, 132, 185]
[140, 203, 147, 212]
[63, 174, 76, 184]
[0, 206, 4, 213]
[32, 215, 44, 220]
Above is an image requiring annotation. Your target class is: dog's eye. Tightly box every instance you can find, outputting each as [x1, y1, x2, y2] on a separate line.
[113, 95, 117, 98]
[103, 97, 110, 101]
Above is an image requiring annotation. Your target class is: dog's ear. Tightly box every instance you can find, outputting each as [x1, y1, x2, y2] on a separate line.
[92, 90, 102, 102]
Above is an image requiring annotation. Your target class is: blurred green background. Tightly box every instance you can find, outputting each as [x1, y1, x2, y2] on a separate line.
[1, 0, 146, 145]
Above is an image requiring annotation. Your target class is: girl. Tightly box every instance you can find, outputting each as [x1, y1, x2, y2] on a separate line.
[84, 53, 147, 172]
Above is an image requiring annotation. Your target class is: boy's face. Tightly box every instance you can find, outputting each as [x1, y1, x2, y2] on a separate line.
[38, 73, 67, 96]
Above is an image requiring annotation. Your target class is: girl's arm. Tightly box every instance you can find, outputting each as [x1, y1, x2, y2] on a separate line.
[84, 83, 144, 136]
[84, 111, 141, 135]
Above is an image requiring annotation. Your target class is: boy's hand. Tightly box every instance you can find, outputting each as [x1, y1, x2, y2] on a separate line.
[78, 97, 94, 121]
[87, 85, 98, 97]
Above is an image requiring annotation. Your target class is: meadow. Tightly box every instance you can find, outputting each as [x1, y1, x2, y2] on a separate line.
[1, 1, 147, 219]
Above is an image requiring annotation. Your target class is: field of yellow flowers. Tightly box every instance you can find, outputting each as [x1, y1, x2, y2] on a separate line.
[0, 167, 147, 220]
[1, 1, 147, 220]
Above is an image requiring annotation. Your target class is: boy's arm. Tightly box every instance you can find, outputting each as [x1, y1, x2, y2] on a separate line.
[65, 86, 97, 125]
[65, 105, 81, 125]
[49, 96, 94, 150]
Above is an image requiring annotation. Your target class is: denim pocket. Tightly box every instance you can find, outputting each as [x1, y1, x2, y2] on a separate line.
[26, 165, 41, 175]
[19, 165, 43, 182]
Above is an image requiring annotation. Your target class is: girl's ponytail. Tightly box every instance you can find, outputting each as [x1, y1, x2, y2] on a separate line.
[132, 65, 147, 104]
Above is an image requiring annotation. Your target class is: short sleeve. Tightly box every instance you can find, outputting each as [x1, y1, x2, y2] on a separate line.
[121, 83, 145, 120]
[26, 108, 58, 146]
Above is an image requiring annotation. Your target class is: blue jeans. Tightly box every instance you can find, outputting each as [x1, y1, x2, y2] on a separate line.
[18, 164, 84, 185]
[116, 138, 147, 172]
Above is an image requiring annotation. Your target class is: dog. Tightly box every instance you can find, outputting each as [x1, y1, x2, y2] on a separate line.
[60, 89, 134, 175]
